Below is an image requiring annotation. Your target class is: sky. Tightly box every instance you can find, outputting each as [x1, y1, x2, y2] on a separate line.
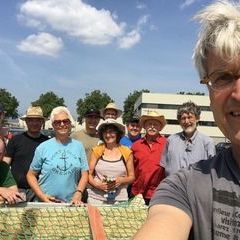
[0, 0, 213, 117]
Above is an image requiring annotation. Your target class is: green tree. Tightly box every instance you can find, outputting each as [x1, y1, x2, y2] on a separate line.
[76, 90, 113, 123]
[177, 91, 205, 96]
[32, 91, 65, 118]
[122, 89, 150, 124]
[0, 88, 19, 118]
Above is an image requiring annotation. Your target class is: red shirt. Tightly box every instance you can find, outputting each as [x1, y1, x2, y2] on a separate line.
[131, 134, 166, 199]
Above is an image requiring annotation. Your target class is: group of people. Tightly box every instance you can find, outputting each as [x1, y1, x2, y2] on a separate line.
[0, 96, 215, 207]
[1, 0, 240, 238]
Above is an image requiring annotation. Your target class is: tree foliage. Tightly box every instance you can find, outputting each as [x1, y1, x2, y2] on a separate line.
[122, 89, 150, 124]
[0, 88, 19, 118]
[76, 90, 113, 123]
[177, 91, 205, 96]
[32, 91, 65, 118]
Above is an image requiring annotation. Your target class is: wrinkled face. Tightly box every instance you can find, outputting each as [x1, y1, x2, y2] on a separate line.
[102, 127, 117, 144]
[179, 112, 198, 135]
[206, 52, 240, 146]
[127, 122, 141, 138]
[85, 115, 100, 130]
[104, 109, 118, 120]
[52, 112, 72, 137]
[25, 118, 44, 134]
[144, 119, 162, 136]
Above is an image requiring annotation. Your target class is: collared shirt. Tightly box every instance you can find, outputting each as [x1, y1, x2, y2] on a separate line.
[161, 130, 216, 176]
[120, 134, 141, 148]
[131, 134, 167, 199]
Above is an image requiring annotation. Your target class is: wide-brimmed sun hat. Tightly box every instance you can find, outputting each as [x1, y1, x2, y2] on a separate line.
[20, 106, 44, 120]
[97, 119, 125, 136]
[140, 111, 166, 131]
[100, 102, 122, 118]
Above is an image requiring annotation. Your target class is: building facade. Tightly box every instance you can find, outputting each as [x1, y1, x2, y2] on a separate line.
[134, 92, 225, 143]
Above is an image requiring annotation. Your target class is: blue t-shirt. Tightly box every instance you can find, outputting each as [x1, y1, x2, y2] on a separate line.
[120, 135, 141, 148]
[30, 138, 89, 202]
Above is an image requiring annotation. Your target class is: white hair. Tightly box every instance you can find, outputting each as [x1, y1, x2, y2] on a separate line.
[193, 0, 240, 79]
[50, 106, 74, 124]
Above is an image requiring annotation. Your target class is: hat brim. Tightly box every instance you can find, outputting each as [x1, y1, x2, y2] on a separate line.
[140, 116, 166, 131]
[20, 115, 45, 120]
[97, 122, 125, 136]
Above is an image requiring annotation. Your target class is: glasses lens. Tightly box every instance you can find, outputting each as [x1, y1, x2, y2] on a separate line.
[209, 71, 235, 90]
[53, 119, 71, 127]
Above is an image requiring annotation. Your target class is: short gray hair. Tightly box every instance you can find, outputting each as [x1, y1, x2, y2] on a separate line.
[177, 101, 201, 121]
[50, 106, 74, 124]
[193, 0, 240, 79]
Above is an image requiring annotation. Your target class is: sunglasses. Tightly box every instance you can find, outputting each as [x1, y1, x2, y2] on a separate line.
[53, 119, 71, 127]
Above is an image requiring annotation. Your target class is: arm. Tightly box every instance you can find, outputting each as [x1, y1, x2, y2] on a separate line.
[88, 151, 108, 191]
[133, 204, 192, 240]
[26, 169, 52, 202]
[3, 156, 12, 165]
[71, 170, 88, 205]
[206, 139, 216, 157]
[0, 185, 22, 205]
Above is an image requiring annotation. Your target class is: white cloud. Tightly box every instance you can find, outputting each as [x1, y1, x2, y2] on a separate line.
[180, 0, 197, 9]
[17, 32, 63, 57]
[118, 15, 149, 49]
[136, 3, 147, 10]
[118, 30, 141, 49]
[137, 15, 149, 27]
[18, 0, 125, 45]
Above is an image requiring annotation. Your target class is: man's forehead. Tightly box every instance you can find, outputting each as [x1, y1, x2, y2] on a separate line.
[206, 51, 240, 73]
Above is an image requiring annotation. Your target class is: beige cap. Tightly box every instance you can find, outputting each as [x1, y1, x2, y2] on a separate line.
[100, 102, 122, 118]
[20, 106, 44, 120]
[140, 111, 166, 131]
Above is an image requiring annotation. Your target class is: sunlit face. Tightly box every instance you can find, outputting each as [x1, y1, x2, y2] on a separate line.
[144, 119, 162, 136]
[85, 115, 100, 130]
[127, 122, 141, 138]
[206, 52, 240, 146]
[25, 118, 44, 134]
[179, 112, 198, 135]
[104, 109, 118, 120]
[102, 127, 118, 144]
[52, 112, 72, 137]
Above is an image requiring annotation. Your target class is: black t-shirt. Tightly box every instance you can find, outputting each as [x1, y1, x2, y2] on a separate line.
[6, 132, 48, 188]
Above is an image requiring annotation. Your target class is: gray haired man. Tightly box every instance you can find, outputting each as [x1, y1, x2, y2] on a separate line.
[161, 101, 215, 176]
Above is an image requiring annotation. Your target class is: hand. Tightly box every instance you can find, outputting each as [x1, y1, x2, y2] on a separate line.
[112, 177, 122, 188]
[0, 188, 23, 205]
[71, 192, 84, 206]
[42, 194, 65, 203]
[96, 181, 109, 191]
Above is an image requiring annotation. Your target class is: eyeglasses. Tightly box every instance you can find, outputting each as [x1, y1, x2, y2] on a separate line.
[201, 70, 240, 91]
[53, 119, 71, 127]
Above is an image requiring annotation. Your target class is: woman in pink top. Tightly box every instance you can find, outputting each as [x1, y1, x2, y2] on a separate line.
[88, 119, 135, 205]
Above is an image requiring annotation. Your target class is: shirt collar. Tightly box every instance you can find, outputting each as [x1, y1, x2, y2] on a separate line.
[180, 130, 198, 144]
[141, 134, 163, 144]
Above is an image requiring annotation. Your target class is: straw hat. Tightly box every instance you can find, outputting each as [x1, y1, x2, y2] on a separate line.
[100, 102, 122, 118]
[20, 106, 44, 120]
[140, 111, 166, 130]
[97, 119, 125, 136]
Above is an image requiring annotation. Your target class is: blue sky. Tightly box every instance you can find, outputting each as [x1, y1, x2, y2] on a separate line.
[0, 0, 212, 117]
